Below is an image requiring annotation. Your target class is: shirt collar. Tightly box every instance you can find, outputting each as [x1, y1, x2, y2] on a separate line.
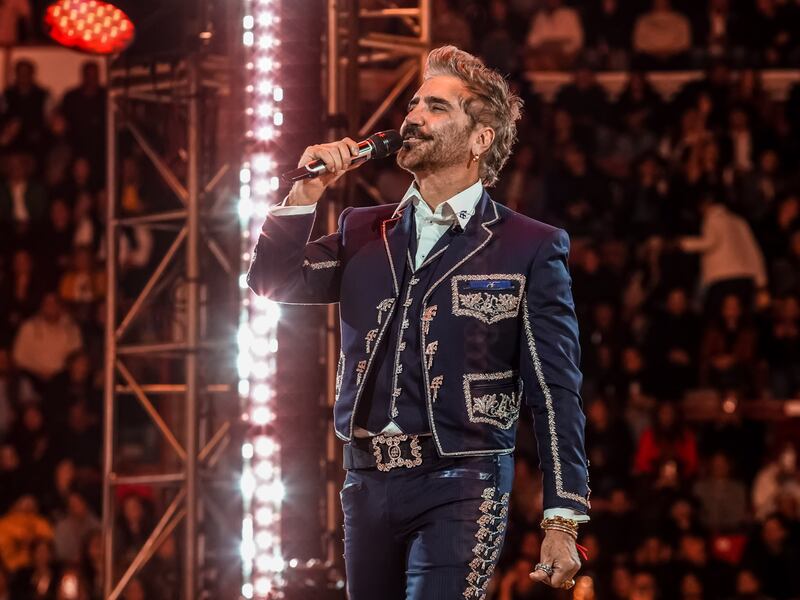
[395, 180, 483, 230]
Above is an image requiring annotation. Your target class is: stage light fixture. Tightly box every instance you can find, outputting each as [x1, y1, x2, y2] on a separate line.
[45, 0, 190, 59]
[239, 0, 285, 596]
[44, 0, 134, 55]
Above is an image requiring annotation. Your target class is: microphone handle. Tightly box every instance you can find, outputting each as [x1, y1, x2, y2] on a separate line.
[281, 139, 374, 182]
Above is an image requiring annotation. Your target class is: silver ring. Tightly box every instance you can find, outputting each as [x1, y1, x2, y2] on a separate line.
[534, 563, 554, 577]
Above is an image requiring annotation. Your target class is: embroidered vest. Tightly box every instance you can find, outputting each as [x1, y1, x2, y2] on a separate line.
[354, 208, 459, 434]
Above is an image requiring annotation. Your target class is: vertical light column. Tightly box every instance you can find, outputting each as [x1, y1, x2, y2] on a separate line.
[239, 0, 285, 598]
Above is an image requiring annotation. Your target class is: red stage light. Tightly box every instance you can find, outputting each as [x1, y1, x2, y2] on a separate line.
[44, 0, 134, 55]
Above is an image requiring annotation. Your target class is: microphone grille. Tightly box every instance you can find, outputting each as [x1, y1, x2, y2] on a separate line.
[368, 130, 403, 159]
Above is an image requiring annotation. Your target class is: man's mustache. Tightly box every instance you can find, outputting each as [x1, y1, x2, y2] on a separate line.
[401, 126, 433, 140]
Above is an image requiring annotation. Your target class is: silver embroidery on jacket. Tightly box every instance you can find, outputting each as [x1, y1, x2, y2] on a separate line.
[302, 258, 341, 270]
[429, 375, 444, 402]
[522, 294, 590, 508]
[355, 360, 367, 387]
[424, 341, 438, 370]
[422, 304, 437, 335]
[376, 298, 395, 325]
[364, 328, 378, 354]
[451, 274, 525, 324]
[388, 275, 419, 420]
[463, 371, 521, 430]
[334, 351, 345, 402]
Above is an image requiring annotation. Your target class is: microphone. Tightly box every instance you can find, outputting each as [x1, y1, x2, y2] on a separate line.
[281, 130, 404, 182]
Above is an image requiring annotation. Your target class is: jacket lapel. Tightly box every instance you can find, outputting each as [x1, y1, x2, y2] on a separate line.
[381, 203, 414, 297]
[420, 190, 502, 304]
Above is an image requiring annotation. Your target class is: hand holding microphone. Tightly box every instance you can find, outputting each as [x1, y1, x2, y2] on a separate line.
[282, 130, 403, 207]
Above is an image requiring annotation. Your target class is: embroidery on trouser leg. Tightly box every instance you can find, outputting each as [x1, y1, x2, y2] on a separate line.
[463, 487, 510, 599]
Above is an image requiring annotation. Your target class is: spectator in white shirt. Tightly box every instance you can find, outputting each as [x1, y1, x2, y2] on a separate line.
[678, 196, 768, 317]
[12, 292, 82, 384]
[525, 0, 584, 70]
[632, 0, 692, 69]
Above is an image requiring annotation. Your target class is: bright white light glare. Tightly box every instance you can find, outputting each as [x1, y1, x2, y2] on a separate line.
[255, 531, 274, 550]
[238, 378, 251, 397]
[237, 324, 254, 349]
[240, 184, 251, 199]
[254, 578, 271, 596]
[256, 57, 274, 72]
[243, 31, 254, 46]
[255, 506, 274, 526]
[256, 480, 285, 503]
[273, 87, 283, 101]
[269, 556, 286, 572]
[239, 273, 249, 289]
[240, 168, 251, 183]
[241, 471, 256, 499]
[238, 199, 252, 222]
[251, 338, 272, 357]
[237, 352, 253, 379]
[252, 154, 272, 172]
[255, 553, 273, 573]
[251, 360, 271, 378]
[250, 315, 269, 335]
[242, 583, 254, 599]
[242, 442, 254, 459]
[256, 12, 275, 27]
[256, 103, 273, 118]
[252, 406, 272, 425]
[243, 15, 254, 29]
[273, 112, 283, 126]
[261, 300, 281, 325]
[257, 36, 275, 50]
[241, 537, 256, 562]
[253, 179, 270, 196]
[254, 436, 276, 457]
[254, 460, 274, 480]
[252, 383, 270, 403]
[255, 125, 275, 141]
[256, 80, 273, 96]
[270, 176, 280, 190]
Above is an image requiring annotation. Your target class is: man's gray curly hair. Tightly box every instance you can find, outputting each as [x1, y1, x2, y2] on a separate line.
[423, 45, 523, 187]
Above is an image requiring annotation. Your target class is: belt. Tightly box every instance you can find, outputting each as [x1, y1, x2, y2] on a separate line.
[344, 433, 438, 472]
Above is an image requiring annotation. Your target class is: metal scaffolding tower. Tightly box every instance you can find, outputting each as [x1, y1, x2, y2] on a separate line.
[101, 17, 242, 600]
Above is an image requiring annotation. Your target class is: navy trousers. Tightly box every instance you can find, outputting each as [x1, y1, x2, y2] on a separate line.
[341, 453, 514, 600]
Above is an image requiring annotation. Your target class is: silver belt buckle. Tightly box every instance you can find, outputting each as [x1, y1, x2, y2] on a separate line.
[371, 434, 423, 472]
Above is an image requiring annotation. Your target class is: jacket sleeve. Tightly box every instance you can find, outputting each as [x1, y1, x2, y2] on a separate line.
[247, 205, 353, 304]
[519, 228, 590, 514]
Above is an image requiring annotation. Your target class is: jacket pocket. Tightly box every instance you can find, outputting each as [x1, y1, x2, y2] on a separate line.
[451, 274, 526, 324]
[462, 370, 521, 430]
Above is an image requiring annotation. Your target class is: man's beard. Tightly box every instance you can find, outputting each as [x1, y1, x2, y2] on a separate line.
[397, 121, 472, 175]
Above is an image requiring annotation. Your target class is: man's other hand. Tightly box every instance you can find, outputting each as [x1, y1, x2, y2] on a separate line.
[529, 529, 581, 588]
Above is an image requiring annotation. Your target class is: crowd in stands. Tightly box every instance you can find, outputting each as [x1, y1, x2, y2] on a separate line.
[1, 0, 800, 599]
[0, 53, 164, 597]
[433, 0, 800, 71]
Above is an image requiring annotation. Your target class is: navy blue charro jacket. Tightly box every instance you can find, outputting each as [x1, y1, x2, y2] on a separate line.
[248, 190, 590, 513]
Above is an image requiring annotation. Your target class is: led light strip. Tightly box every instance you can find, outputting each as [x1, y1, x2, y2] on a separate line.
[239, 0, 284, 597]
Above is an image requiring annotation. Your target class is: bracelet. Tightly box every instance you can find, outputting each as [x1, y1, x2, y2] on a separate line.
[542, 525, 578, 539]
[540, 516, 579, 539]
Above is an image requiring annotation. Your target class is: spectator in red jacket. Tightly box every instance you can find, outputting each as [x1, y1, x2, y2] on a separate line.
[634, 402, 698, 477]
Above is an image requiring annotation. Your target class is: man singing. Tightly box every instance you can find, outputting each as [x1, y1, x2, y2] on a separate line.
[248, 46, 590, 599]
